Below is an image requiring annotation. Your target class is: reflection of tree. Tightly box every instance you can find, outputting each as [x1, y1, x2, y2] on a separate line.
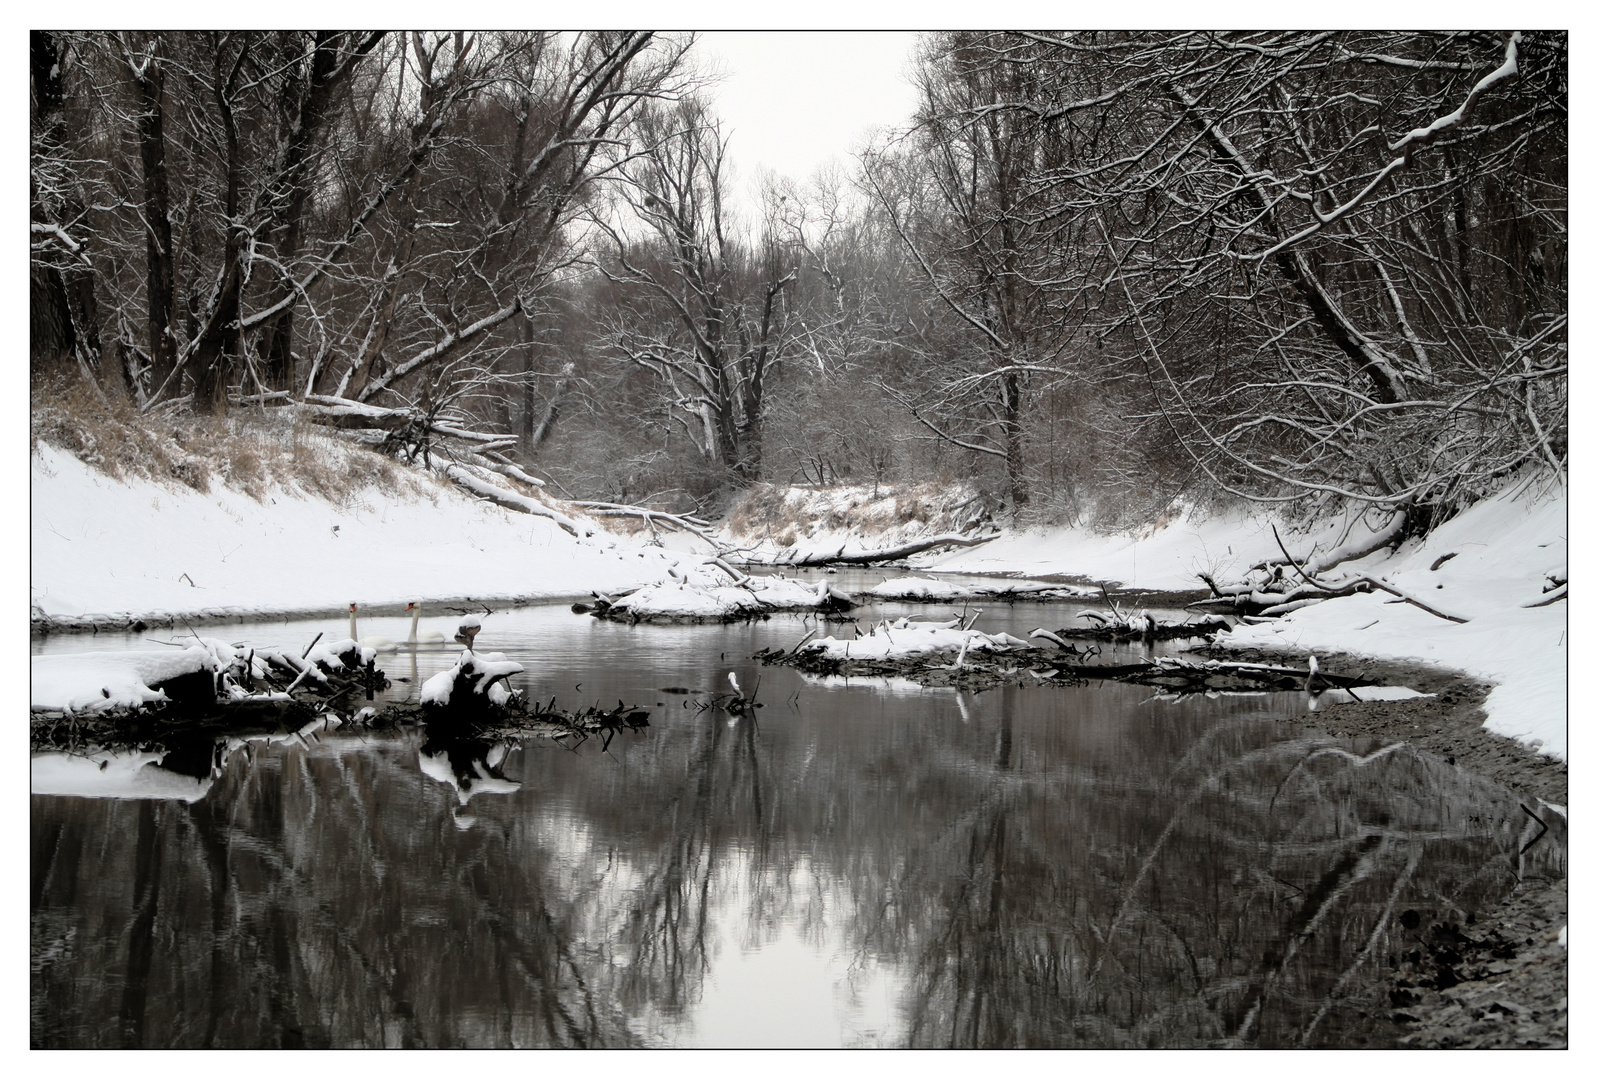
[871, 710, 1560, 1048]
[33, 730, 640, 1047]
[32, 687, 1564, 1048]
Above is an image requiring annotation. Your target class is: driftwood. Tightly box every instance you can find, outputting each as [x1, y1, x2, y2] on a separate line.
[754, 641, 1371, 695]
[1267, 525, 1468, 624]
[1250, 510, 1408, 577]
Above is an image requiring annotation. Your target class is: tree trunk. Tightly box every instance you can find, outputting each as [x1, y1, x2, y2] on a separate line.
[131, 49, 177, 396]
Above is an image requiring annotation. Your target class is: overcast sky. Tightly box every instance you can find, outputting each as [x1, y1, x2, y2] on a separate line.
[688, 31, 923, 219]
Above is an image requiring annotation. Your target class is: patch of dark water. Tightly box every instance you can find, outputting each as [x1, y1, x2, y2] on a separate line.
[31, 605, 1564, 1048]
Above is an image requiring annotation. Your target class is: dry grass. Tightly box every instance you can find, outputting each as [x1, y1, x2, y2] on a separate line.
[30, 372, 434, 507]
[723, 481, 993, 542]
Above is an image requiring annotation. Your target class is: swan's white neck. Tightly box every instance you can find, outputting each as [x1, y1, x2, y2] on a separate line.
[349, 607, 357, 640]
[409, 605, 421, 642]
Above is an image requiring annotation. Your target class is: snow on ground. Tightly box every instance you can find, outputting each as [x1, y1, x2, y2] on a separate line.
[725, 482, 994, 565]
[930, 482, 1567, 760]
[30, 441, 685, 624]
[31, 437, 1564, 761]
[926, 500, 1396, 591]
[1224, 485, 1568, 760]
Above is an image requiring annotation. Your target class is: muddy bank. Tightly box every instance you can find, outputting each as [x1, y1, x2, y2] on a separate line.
[1200, 644, 1566, 1050]
[1203, 645, 1566, 806]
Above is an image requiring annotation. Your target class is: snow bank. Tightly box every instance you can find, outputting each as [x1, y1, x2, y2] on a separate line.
[927, 501, 1404, 591]
[1224, 485, 1567, 758]
[30, 645, 218, 712]
[932, 484, 1565, 760]
[30, 442, 690, 625]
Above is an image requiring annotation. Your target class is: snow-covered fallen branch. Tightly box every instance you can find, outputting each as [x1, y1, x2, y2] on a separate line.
[1269, 524, 1468, 624]
[441, 464, 590, 538]
[581, 564, 855, 624]
[790, 532, 1002, 566]
[575, 501, 726, 550]
[1252, 510, 1408, 577]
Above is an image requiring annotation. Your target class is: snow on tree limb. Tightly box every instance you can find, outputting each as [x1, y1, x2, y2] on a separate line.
[440, 463, 588, 537]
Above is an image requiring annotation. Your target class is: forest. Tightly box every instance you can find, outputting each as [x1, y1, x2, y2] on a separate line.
[30, 31, 1567, 534]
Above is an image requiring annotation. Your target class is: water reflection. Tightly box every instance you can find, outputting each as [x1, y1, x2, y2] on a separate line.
[32, 606, 1564, 1048]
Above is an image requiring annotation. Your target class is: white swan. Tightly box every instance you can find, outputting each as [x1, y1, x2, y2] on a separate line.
[349, 602, 398, 653]
[407, 602, 449, 646]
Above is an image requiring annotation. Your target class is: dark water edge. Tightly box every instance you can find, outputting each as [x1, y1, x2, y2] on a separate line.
[31, 602, 1566, 1048]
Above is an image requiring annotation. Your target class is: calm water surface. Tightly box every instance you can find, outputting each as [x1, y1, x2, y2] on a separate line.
[31, 579, 1564, 1047]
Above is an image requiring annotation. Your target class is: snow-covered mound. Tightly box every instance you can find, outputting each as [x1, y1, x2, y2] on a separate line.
[800, 620, 1035, 661]
[595, 564, 852, 622]
[31, 441, 689, 626]
[606, 582, 768, 621]
[30, 644, 219, 712]
[421, 650, 524, 708]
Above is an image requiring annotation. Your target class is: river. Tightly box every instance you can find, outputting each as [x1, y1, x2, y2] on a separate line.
[30, 574, 1565, 1047]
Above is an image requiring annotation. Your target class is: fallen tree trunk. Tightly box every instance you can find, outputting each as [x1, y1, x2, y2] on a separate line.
[440, 464, 590, 538]
[788, 532, 1001, 567]
[575, 502, 727, 550]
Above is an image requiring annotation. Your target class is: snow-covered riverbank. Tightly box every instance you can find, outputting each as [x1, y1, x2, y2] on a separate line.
[32, 438, 1565, 760]
[923, 481, 1567, 760]
[30, 442, 684, 626]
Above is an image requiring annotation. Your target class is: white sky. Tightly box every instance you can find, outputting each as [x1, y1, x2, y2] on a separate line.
[688, 31, 923, 220]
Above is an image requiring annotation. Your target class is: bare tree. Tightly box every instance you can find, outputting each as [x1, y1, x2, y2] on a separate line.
[592, 100, 798, 484]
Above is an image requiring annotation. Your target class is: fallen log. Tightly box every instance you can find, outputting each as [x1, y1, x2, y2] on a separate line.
[441, 464, 591, 537]
[754, 639, 1374, 694]
[790, 531, 1002, 567]
[1251, 509, 1408, 576]
[575, 502, 727, 549]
